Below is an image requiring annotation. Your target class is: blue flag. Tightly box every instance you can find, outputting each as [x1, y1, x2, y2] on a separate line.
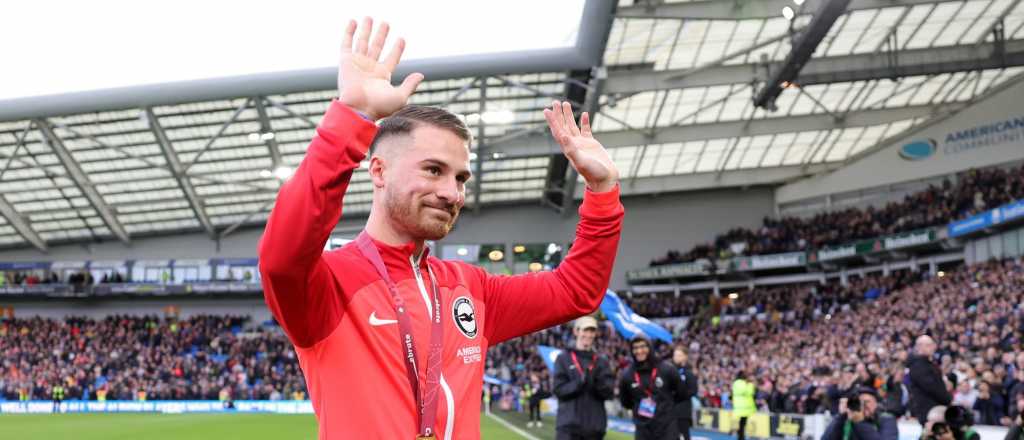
[599, 289, 673, 343]
[537, 345, 563, 372]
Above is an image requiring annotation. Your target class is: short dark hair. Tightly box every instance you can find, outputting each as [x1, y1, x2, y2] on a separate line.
[369, 105, 472, 154]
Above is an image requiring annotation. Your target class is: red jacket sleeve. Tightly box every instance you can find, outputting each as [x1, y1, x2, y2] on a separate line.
[478, 185, 624, 344]
[258, 101, 377, 349]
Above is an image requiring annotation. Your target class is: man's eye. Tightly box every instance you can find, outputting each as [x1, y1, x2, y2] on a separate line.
[427, 167, 441, 176]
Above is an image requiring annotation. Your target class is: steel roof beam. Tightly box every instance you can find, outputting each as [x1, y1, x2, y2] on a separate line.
[145, 108, 217, 239]
[34, 119, 131, 244]
[605, 39, 1024, 94]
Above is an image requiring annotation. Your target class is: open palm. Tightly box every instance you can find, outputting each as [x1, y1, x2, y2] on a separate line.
[338, 18, 423, 121]
[544, 101, 619, 193]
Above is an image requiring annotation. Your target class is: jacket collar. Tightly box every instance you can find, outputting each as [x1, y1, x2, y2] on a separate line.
[362, 231, 431, 269]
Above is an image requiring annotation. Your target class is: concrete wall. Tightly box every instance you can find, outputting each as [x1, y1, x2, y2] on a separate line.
[0, 187, 776, 292]
[777, 77, 1024, 204]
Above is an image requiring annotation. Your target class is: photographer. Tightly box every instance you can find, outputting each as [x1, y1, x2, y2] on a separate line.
[821, 388, 898, 440]
[941, 405, 979, 440]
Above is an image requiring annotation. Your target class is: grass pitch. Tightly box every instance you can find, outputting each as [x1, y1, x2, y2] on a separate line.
[0, 410, 637, 439]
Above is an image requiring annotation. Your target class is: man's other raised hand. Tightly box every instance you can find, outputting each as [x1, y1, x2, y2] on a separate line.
[338, 18, 423, 121]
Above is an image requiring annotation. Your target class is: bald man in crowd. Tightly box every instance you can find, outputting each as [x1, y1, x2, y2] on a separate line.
[907, 335, 953, 425]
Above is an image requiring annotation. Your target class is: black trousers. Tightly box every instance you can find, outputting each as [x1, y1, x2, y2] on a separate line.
[555, 429, 605, 440]
[737, 416, 748, 440]
[678, 418, 692, 440]
[528, 397, 542, 422]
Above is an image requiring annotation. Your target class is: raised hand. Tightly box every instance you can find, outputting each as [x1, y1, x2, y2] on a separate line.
[338, 17, 424, 121]
[543, 101, 619, 193]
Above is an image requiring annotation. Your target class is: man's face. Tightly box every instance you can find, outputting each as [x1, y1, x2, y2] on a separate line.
[373, 125, 470, 241]
[574, 327, 596, 349]
[632, 341, 650, 363]
[859, 393, 878, 418]
[673, 349, 688, 366]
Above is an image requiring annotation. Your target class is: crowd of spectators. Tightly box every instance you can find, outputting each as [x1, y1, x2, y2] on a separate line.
[0, 270, 59, 287]
[0, 315, 306, 402]
[6, 258, 1024, 428]
[487, 258, 1024, 427]
[651, 164, 1024, 265]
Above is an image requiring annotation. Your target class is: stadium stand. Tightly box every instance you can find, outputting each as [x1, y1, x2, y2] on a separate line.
[0, 315, 305, 403]
[486, 257, 1024, 425]
[650, 164, 1024, 265]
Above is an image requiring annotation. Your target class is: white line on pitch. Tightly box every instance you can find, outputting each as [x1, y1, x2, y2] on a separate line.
[484, 412, 543, 440]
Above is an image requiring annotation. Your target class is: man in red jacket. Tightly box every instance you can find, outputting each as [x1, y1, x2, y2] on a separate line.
[259, 18, 623, 439]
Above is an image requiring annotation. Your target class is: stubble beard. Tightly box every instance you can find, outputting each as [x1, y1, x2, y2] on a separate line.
[385, 186, 459, 241]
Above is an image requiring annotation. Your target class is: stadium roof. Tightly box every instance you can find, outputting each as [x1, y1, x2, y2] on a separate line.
[1, 0, 1024, 252]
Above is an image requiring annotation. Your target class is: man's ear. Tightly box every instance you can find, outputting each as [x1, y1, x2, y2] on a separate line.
[369, 155, 386, 188]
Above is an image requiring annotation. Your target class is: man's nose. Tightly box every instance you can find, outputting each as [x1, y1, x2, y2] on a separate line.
[436, 177, 463, 206]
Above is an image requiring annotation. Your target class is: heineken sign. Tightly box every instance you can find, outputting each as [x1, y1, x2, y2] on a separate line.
[816, 245, 856, 262]
[883, 230, 934, 250]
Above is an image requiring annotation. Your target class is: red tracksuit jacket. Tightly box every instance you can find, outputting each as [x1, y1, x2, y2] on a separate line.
[258, 101, 624, 439]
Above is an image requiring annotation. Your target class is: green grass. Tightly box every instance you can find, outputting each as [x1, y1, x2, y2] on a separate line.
[0, 413, 318, 440]
[0, 411, 636, 439]
[486, 409, 633, 440]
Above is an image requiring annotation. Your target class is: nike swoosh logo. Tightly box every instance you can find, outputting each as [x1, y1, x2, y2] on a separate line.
[369, 311, 398, 326]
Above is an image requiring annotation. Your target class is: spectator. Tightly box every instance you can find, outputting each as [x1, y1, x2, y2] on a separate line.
[909, 335, 954, 425]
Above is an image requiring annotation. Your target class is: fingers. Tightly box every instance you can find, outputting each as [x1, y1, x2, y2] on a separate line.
[399, 73, 425, 97]
[383, 38, 406, 72]
[355, 17, 373, 55]
[561, 101, 580, 137]
[544, 102, 566, 144]
[367, 22, 389, 61]
[580, 112, 593, 138]
[341, 20, 357, 53]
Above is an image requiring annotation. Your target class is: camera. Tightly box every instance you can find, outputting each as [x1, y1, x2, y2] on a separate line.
[847, 397, 861, 412]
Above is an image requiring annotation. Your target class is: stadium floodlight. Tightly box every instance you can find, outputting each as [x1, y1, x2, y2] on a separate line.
[728, 292, 739, 299]
[480, 110, 516, 125]
[273, 166, 294, 181]
[0, 0, 615, 122]
[488, 250, 504, 262]
[754, 0, 853, 110]
[457, 247, 469, 256]
[782, 6, 795, 20]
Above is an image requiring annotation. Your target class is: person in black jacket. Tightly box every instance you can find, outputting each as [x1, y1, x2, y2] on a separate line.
[908, 335, 953, 425]
[553, 316, 615, 440]
[671, 345, 698, 440]
[619, 336, 685, 440]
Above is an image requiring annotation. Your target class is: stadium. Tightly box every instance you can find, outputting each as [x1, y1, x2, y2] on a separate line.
[2, 0, 1024, 439]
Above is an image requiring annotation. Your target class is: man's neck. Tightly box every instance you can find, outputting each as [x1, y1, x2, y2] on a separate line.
[365, 211, 426, 256]
[575, 343, 592, 352]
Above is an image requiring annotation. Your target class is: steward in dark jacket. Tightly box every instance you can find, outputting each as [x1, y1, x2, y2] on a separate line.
[619, 336, 684, 440]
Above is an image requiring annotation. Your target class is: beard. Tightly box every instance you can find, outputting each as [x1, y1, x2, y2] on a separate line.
[384, 185, 460, 241]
